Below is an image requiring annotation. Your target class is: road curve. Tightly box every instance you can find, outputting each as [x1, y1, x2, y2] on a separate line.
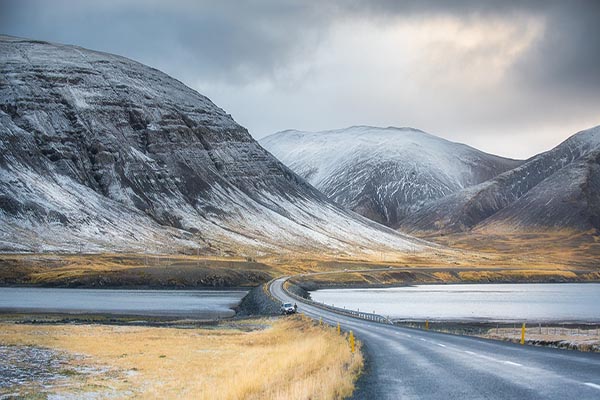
[270, 278, 600, 399]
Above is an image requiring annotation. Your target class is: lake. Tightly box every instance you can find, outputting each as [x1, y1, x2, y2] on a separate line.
[0, 287, 248, 318]
[310, 283, 600, 322]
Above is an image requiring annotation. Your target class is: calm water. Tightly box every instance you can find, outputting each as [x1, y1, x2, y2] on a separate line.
[311, 283, 600, 322]
[0, 288, 248, 318]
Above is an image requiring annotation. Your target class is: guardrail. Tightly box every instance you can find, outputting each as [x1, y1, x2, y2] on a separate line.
[280, 279, 394, 325]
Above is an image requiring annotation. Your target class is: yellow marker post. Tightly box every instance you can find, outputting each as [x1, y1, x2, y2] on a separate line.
[425, 320, 429, 330]
[349, 330, 355, 353]
[520, 323, 526, 345]
[320, 317, 323, 326]
[337, 322, 341, 335]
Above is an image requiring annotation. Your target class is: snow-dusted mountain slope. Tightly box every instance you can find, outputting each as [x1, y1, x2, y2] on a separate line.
[400, 125, 600, 234]
[0, 35, 427, 255]
[261, 126, 521, 227]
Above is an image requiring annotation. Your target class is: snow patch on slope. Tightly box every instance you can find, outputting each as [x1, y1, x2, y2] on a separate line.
[0, 35, 429, 256]
[261, 126, 521, 227]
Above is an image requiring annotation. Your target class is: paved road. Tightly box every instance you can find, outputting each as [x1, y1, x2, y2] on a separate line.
[271, 278, 600, 399]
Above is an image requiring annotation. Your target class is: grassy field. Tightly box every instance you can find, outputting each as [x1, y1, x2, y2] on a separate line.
[290, 267, 597, 290]
[0, 228, 598, 288]
[0, 253, 287, 287]
[422, 228, 600, 269]
[482, 325, 600, 352]
[0, 315, 363, 399]
[279, 228, 600, 288]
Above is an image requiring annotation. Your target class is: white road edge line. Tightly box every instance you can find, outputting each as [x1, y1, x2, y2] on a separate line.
[503, 361, 522, 367]
[462, 350, 521, 367]
[584, 382, 600, 390]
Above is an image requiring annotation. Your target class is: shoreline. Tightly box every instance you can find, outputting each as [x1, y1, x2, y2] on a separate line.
[0, 283, 252, 290]
[299, 276, 600, 291]
[2, 277, 600, 291]
[2, 276, 600, 291]
[0, 311, 258, 328]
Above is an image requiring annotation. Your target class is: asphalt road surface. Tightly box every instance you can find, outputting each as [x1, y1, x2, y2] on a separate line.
[270, 278, 600, 399]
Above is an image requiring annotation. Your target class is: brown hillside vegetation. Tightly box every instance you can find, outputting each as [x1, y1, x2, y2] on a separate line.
[0, 228, 598, 288]
[0, 316, 363, 399]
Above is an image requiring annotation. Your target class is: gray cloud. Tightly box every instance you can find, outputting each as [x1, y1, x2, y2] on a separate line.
[347, 0, 600, 95]
[0, 1, 338, 83]
[514, 1, 600, 94]
[1, 0, 599, 158]
[2, 0, 598, 91]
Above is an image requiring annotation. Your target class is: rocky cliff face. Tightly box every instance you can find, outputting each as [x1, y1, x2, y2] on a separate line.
[0, 36, 425, 255]
[261, 126, 521, 227]
[400, 126, 600, 234]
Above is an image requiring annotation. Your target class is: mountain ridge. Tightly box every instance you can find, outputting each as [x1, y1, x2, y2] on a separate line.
[261, 125, 522, 227]
[0, 35, 427, 256]
[400, 125, 600, 234]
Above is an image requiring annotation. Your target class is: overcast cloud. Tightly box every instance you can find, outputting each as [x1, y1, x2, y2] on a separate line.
[1, 0, 599, 158]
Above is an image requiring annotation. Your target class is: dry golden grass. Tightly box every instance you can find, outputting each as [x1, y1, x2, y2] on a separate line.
[292, 266, 596, 289]
[0, 253, 324, 287]
[482, 326, 600, 352]
[423, 228, 600, 269]
[1, 227, 598, 288]
[0, 253, 289, 287]
[279, 228, 600, 287]
[1, 246, 596, 289]
[456, 269, 579, 281]
[0, 316, 363, 400]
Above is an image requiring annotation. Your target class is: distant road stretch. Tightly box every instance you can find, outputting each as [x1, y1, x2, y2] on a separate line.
[270, 278, 600, 400]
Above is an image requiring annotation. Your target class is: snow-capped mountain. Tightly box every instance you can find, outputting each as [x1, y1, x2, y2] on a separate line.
[261, 126, 521, 227]
[400, 125, 600, 234]
[0, 35, 427, 256]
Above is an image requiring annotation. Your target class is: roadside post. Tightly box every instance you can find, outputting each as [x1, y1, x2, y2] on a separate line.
[349, 331, 355, 353]
[425, 320, 429, 330]
[521, 323, 526, 345]
[337, 322, 341, 335]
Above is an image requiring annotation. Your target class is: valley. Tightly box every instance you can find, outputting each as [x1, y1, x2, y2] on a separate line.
[261, 126, 522, 227]
[1, 31, 599, 400]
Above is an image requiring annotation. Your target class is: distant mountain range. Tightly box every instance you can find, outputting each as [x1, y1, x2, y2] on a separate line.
[400, 125, 600, 234]
[0, 35, 426, 255]
[2, 35, 596, 257]
[261, 126, 522, 227]
[262, 125, 600, 236]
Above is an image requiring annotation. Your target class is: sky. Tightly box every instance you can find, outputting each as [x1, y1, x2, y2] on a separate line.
[1, 0, 600, 159]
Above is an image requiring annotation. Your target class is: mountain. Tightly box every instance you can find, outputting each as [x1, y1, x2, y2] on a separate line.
[400, 125, 600, 234]
[260, 126, 521, 227]
[0, 35, 426, 255]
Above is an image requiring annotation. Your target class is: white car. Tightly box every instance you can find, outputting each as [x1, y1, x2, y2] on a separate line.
[280, 302, 296, 315]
